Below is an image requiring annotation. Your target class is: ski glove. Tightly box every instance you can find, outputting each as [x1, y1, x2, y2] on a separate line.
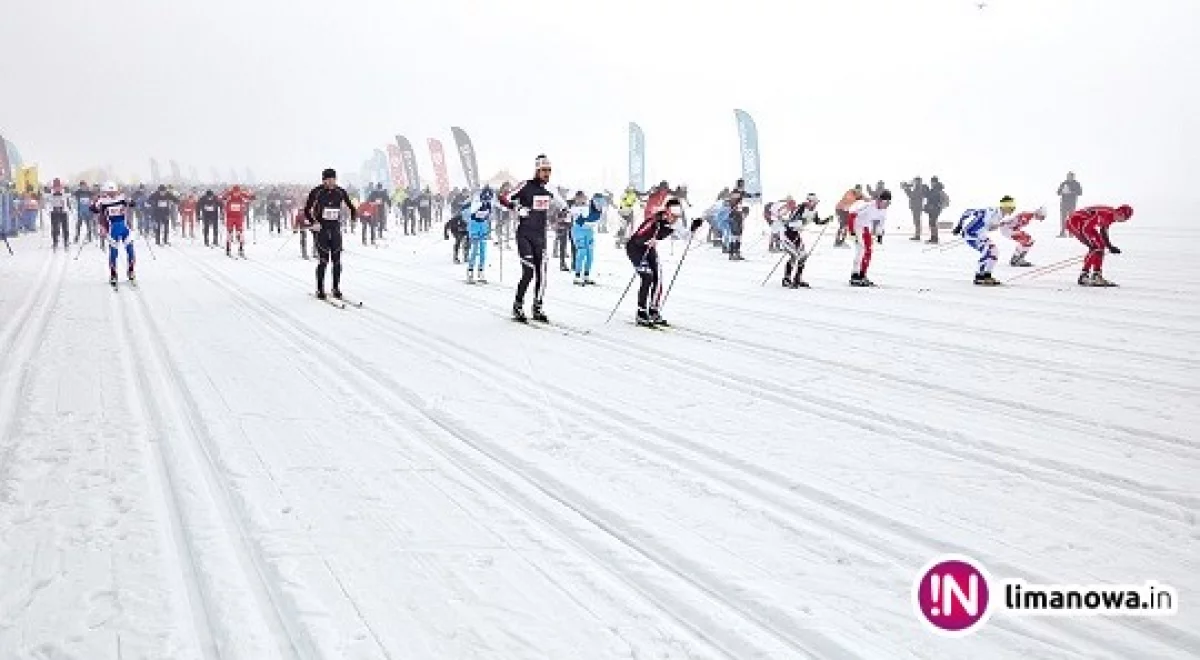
[1109, 245, 1122, 255]
[952, 225, 962, 236]
[690, 218, 704, 232]
[876, 234, 884, 244]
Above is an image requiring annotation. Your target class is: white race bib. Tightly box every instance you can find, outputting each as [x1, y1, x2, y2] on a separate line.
[158, 201, 168, 207]
[533, 195, 550, 211]
[230, 203, 243, 212]
[203, 205, 215, 212]
[322, 208, 340, 220]
[107, 206, 123, 217]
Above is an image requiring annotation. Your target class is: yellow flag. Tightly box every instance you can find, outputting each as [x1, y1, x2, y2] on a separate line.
[15, 165, 39, 194]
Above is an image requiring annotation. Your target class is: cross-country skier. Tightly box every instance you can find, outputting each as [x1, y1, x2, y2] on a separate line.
[724, 178, 760, 260]
[73, 181, 95, 244]
[626, 198, 706, 326]
[91, 182, 137, 284]
[615, 186, 638, 248]
[1066, 204, 1133, 287]
[951, 196, 1016, 286]
[147, 184, 178, 246]
[1000, 205, 1046, 267]
[303, 168, 357, 299]
[46, 179, 72, 250]
[359, 196, 380, 246]
[222, 184, 254, 257]
[498, 154, 566, 323]
[445, 201, 469, 263]
[848, 189, 890, 287]
[570, 191, 605, 285]
[179, 190, 198, 240]
[198, 189, 223, 247]
[777, 194, 821, 288]
[465, 185, 495, 283]
[834, 186, 865, 247]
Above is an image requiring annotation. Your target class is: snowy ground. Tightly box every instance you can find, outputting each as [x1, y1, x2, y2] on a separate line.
[1, 216, 1197, 660]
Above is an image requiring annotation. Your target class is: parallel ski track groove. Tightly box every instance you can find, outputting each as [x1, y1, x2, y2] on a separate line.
[111, 290, 222, 660]
[349, 259, 1197, 517]
[121, 286, 313, 660]
[0, 256, 65, 492]
[197, 253, 842, 659]
[244, 258, 1186, 658]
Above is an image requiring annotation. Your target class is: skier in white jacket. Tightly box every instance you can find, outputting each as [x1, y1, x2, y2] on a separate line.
[849, 189, 891, 287]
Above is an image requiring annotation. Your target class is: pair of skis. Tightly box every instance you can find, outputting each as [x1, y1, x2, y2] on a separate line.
[312, 293, 364, 310]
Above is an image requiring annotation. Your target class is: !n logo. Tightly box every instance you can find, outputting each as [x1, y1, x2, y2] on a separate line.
[913, 555, 993, 636]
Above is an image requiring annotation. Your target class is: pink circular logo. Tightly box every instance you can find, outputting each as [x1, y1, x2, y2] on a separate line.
[913, 555, 993, 636]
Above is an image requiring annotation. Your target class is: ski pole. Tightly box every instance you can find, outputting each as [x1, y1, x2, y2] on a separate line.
[276, 230, 296, 254]
[1008, 255, 1083, 282]
[923, 238, 964, 253]
[72, 237, 88, 260]
[142, 234, 157, 261]
[760, 252, 787, 286]
[2, 232, 12, 256]
[658, 230, 699, 313]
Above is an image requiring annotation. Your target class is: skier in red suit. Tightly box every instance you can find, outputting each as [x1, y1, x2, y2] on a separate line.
[1065, 204, 1132, 287]
[222, 185, 255, 257]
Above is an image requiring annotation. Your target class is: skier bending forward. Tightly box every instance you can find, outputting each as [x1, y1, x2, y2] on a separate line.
[626, 198, 705, 326]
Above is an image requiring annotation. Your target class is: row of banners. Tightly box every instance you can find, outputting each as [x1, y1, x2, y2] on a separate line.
[629, 109, 762, 195]
[0, 131, 27, 188]
[367, 127, 480, 197]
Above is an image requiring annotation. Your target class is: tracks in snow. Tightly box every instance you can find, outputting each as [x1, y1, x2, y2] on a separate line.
[112, 285, 313, 660]
[241, 256, 1198, 657]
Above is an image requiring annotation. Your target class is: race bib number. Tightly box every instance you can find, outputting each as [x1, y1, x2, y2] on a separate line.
[80, 197, 90, 205]
[107, 206, 123, 217]
[322, 208, 340, 220]
[158, 201, 168, 207]
[533, 195, 550, 211]
[203, 205, 215, 212]
[230, 203, 243, 212]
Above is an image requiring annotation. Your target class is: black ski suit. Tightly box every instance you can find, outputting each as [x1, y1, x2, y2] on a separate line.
[500, 178, 565, 309]
[304, 184, 357, 293]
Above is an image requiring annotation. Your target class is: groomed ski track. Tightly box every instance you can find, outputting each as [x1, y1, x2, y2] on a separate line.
[1, 224, 1197, 659]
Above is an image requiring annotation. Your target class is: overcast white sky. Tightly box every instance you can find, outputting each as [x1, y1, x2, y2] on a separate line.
[2, 0, 1197, 209]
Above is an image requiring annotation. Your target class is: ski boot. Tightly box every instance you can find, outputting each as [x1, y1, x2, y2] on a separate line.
[238, 247, 245, 258]
[850, 273, 875, 287]
[531, 304, 549, 323]
[316, 288, 328, 300]
[1010, 255, 1033, 267]
[512, 302, 528, 323]
[128, 267, 136, 282]
[974, 273, 1002, 286]
[467, 270, 476, 284]
[649, 309, 670, 327]
[926, 238, 939, 245]
[636, 309, 655, 327]
[559, 263, 570, 272]
[792, 279, 811, 288]
[573, 275, 583, 286]
[226, 245, 232, 257]
[782, 277, 794, 288]
[1077, 271, 1094, 287]
[584, 276, 595, 286]
[109, 270, 118, 286]
[909, 235, 921, 241]
[332, 288, 343, 299]
[1091, 273, 1118, 287]
[477, 273, 488, 284]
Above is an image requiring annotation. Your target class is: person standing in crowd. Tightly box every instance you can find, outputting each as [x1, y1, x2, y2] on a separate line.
[923, 176, 949, 244]
[73, 180, 96, 244]
[1056, 171, 1083, 237]
[368, 183, 390, 237]
[146, 184, 178, 246]
[901, 176, 928, 241]
[197, 189, 222, 247]
[47, 179, 72, 250]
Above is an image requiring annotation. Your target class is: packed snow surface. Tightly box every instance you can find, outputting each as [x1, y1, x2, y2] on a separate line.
[1, 221, 1197, 659]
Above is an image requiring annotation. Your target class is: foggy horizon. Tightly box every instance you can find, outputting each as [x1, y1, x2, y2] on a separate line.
[4, 0, 1198, 210]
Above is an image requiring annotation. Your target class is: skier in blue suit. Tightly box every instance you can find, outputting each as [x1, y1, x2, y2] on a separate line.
[91, 182, 138, 285]
[570, 191, 605, 285]
[466, 185, 495, 283]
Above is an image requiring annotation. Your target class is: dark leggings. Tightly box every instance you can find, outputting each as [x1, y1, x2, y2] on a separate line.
[515, 233, 546, 306]
[51, 211, 70, 246]
[316, 221, 344, 291]
[627, 243, 661, 312]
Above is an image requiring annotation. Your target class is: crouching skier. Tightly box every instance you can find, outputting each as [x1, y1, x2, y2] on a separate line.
[1000, 205, 1046, 267]
[1066, 204, 1133, 287]
[952, 196, 1016, 286]
[626, 198, 705, 326]
[466, 186, 495, 283]
[778, 193, 821, 288]
[570, 191, 605, 285]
